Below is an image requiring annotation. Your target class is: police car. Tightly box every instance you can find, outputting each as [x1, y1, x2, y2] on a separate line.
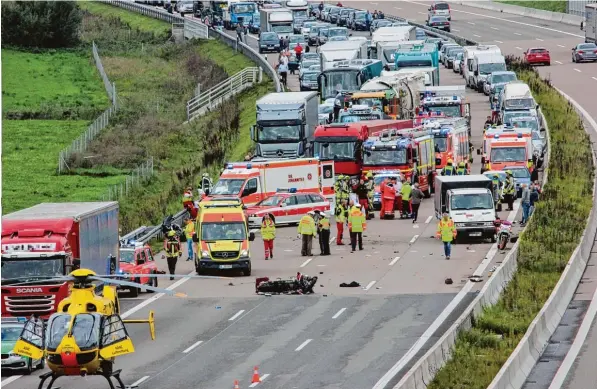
[244, 188, 331, 227]
[1, 317, 44, 374]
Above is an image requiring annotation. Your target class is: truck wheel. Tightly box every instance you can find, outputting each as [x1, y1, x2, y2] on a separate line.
[36, 357, 45, 370]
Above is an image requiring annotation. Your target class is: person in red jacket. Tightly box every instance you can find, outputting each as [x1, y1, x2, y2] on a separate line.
[294, 43, 303, 61]
[382, 182, 396, 219]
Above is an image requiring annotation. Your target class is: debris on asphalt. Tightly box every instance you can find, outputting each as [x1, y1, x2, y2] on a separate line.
[445, 278, 453, 285]
[228, 282, 234, 286]
[339, 281, 360, 287]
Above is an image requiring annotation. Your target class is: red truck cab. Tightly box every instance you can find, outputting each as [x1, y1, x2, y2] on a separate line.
[117, 243, 159, 297]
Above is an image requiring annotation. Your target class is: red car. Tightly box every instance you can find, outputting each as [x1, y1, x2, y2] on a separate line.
[118, 243, 159, 297]
[244, 189, 331, 227]
[524, 47, 551, 66]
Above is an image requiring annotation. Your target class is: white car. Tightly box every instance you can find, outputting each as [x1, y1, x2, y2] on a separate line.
[453, 52, 463, 73]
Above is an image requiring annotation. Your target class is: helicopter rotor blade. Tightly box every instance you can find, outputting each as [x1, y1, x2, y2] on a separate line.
[89, 276, 187, 297]
[97, 274, 234, 280]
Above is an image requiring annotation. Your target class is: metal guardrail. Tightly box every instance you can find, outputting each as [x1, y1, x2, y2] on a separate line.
[119, 209, 189, 245]
[186, 67, 261, 121]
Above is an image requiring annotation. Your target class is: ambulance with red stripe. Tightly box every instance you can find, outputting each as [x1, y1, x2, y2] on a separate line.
[479, 125, 533, 171]
[195, 198, 256, 276]
[209, 158, 336, 206]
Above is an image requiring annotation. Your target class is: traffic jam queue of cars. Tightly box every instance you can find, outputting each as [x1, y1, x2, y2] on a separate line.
[161, 2, 546, 278]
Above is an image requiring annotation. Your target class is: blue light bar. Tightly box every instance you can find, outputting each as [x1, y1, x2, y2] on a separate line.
[246, 163, 252, 169]
[453, 96, 457, 100]
[494, 134, 499, 139]
[227, 163, 234, 169]
[517, 133, 522, 138]
[436, 111, 441, 115]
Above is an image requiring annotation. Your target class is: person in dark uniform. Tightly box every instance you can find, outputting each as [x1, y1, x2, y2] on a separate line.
[164, 230, 182, 280]
[317, 212, 331, 255]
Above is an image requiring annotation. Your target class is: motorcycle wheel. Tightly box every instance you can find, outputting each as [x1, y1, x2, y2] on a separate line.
[498, 234, 508, 250]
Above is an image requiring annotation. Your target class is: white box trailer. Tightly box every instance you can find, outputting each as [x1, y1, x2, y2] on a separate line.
[586, 3, 597, 43]
[462, 45, 501, 89]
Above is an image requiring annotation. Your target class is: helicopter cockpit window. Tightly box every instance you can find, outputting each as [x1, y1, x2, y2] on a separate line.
[47, 313, 72, 350]
[101, 315, 128, 348]
[72, 313, 101, 351]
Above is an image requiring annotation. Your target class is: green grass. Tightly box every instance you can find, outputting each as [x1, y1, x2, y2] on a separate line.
[428, 59, 594, 388]
[1, 49, 109, 119]
[1, 120, 127, 214]
[496, 0, 566, 13]
[78, 1, 170, 35]
[196, 40, 255, 75]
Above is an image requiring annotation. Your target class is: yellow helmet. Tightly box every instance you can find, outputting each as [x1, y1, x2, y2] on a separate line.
[168, 230, 176, 237]
[447, 159, 453, 164]
[506, 170, 513, 175]
[366, 171, 373, 178]
[458, 161, 465, 167]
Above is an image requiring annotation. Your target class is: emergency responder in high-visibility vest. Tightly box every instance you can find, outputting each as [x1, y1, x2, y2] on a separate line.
[318, 212, 331, 255]
[400, 179, 412, 218]
[365, 171, 375, 219]
[481, 159, 491, 174]
[298, 211, 317, 256]
[436, 212, 457, 259]
[335, 199, 348, 245]
[348, 204, 366, 252]
[341, 175, 351, 202]
[503, 170, 516, 211]
[183, 218, 195, 261]
[527, 159, 534, 173]
[441, 159, 456, 176]
[164, 230, 182, 280]
[334, 175, 344, 204]
[456, 161, 466, 175]
[261, 214, 276, 260]
[491, 173, 503, 212]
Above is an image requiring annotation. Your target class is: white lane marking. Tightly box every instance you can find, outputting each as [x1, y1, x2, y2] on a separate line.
[452, 28, 459, 32]
[593, 77, 597, 81]
[332, 307, 347, 319]
[409, 235, 419, 244]
[364, 280, 377, 291]
[121, 270, 195, 319]
[467, 21, 475, 25]
[1, 376, 22, 386]
[413, 224, 419, 229]
[131, 376, 151, 387]
[229, 310, 245, 321]
[536, 38, 544, 41]
[394, 7, 402, 10]
[389, 256, 401, 266]
[182, 340, 203, 353]
[300, 258, 313, 267]
[495, 40, 503, 43]
[295, 339, 312, 351]
[514, 32, 522, 36]
[491, 27, 499, 30]
[425, 216, 433, 224]
[555, 60, 563, 64]
[417, 11, 427, 15]
[372, 201, 521, 389]
[284, 249, 293, 252]
[329, 236, 335, 243]
[558, 44, 566, 48]
[473, 34, 481, 38]
[249, 374, 270, 387]
[574, 68, 582, 73]
[516, 47, 523, 50]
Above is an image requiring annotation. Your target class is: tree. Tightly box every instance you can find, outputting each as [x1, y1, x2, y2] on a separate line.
[1, 1, 82, 48]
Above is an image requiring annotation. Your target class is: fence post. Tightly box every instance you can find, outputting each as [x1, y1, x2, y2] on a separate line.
[259, 67, 263, 83]
[112, 82, 117, 108]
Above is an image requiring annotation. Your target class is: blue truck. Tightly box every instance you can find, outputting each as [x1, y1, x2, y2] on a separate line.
[223, 1, 257, 30]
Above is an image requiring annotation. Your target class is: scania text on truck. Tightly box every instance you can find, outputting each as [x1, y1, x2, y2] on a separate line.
[434, 175, 497, 242]
[420, 86, 471, 133]
[422, 117, 470, 171]
[251, 91, 318, 158]
[260, 8, 293, 39]
[223, 1, 257, 29]
[1, 202, 120, 319]
[209, 158, 336, 205]
[318, 59, 383, 101]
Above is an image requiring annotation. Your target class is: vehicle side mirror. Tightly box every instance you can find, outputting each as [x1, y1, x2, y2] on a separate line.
[540, 127, 546, 133]
[73, 258, 81, 271]
[349, 33, 352, 36]
[280, 203, 286, 207]
[435, 158, 441, 166]
[474, 70, 478, 76]
[536, 104, 540, 110]
[249, 232, 256, 241]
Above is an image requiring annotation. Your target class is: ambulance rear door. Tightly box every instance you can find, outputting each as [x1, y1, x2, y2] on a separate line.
[319, 161, 335, 201]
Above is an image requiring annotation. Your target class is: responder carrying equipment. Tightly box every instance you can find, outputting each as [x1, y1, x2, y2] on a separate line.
[318, 212, 331, 255]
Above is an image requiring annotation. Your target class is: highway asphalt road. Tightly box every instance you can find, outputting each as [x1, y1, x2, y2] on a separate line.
[1, 6, 533, 389]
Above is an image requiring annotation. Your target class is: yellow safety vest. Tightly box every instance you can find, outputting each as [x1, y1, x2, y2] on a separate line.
[261, 220, 276, 240]
[297, 215, 316, 236]
[402, 183, 412, 200]
[184, 222, 195, 239]
[335, 204, 346, 223]
[436, 219, 456, 242]
[504, 177, 515, 194]
[319, 217, 330, 231]
[348, 207, 366, 232]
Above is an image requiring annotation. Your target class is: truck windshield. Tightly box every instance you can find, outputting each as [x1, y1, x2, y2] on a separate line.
[315, 141, 356, 160]
[451, 193, 494, 210]
[340, 114, 382, 122]
[119, 250, 135, 264]
[293, 10, 308, 18]
[396, 58, 432, 68]
[353, 97, 383, 107]
[272, 25, 293, 34]
[424, 105, 460, 117]
[363, 149, 407, 165]
[1, 257, 65, 281]
[490, 147, 526, 162]
[212, 179, 245, 195]
[201, 222, 247, 241]
[479, 63, 506, 74]
[232, 3, 256, 13]
[504, 98, 535, 110]
[322, 70, 360, 98]
[257, 124, 300, 142]
[434, 136, 448, 152]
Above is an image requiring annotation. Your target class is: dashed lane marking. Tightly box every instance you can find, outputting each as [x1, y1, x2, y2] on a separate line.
[389, 256, 401, 266]
[364, 281, 377, 291]
[131, 376, 151, 387]
[300, 258, 313, 267]
[409, 235, 419, 244]
[332, 307, 347, 319]
[229, 310, 245, 321]
[574, 68, 582, 73]
[249, 374, 270, 387]
[295, 339, 312, 351]
[425, 216, 433, 224]
[182, 340, 203, 353]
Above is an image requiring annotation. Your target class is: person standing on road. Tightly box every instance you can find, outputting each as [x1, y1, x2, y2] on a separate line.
[436, 212, 457, 260]
[335, 199, 348, 245]
[520, 183, 530, 226]
[529, 182, 539, 218]
[410, 182, 424, 223]
[183, 218, 195, 262]
[318, 212, 331, 255]
[298, 211, 317, 256]
[441, 159, 456, 176]
[164, 230, 182, 280]
[400, 178, 412, 219]
[503, 170, 516, 211]
[294, 42, 303, 62]
[348, 203, 366, 253]
[236, 23, 244, 43]
[456, 161, 467, 175]
[261, 214, 276, 260]
[365, 171, 375, 219]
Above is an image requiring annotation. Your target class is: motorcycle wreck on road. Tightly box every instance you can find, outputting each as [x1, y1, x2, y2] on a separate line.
[256, 272, 318, 295]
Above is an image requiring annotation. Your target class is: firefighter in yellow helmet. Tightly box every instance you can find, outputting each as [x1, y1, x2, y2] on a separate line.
[441, 159, 456, 176]
[456, 161, 467, 175]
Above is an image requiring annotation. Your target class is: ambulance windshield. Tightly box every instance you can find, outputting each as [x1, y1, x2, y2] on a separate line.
[363, 148, 407, 166]
[256, 124, 301, 142]
[212, 179, 245, 195]
[201, 222, 247, 241]
[490, 147, 526, 162]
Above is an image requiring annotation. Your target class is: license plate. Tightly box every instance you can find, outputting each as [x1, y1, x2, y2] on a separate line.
[469, 232, 482, 237]
[219, 265, 233, 269]
[268, 45, 273, 48]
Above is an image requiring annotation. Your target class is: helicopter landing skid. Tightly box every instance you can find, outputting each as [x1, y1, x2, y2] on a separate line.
[37, 369, 129, 389]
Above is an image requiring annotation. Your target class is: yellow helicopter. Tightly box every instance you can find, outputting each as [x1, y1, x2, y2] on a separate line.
[10, 268, 227, 389]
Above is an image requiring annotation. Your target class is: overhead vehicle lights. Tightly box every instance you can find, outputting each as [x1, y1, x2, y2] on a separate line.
[246, 163, 252, 169]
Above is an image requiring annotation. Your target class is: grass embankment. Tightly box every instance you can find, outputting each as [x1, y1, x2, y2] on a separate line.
[76, 2, 272, 231]
[1, 48, 114, 214]
[496, 0, 566, 13]
[428, 58, 594, 389]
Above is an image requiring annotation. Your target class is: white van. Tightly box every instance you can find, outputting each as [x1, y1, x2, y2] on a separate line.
[472, 53, 506, 92]
[462, 45, 501, 89]
[498, 81, 541, 125]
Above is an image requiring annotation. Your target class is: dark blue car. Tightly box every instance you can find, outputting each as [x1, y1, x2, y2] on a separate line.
[259, 32, 280, 53]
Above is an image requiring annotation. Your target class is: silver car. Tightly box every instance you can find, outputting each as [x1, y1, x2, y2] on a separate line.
[572, 42, 597, 63]
[483, 71, 517, 96]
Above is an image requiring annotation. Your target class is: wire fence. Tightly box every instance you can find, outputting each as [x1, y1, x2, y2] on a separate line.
[58, 42, 118, 174]
[102, 157, 155, 201]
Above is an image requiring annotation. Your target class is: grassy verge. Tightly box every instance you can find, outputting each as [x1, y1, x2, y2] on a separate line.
[495, 0, 566, 13]
[79, 1, 171, 36]
[428, 58, 594, 389]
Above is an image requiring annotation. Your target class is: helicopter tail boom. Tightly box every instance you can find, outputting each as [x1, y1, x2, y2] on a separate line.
[123, 310, 156, 340]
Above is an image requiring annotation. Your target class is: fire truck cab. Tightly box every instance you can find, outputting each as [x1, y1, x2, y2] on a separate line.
[422, 117, 471, 171]
[420, 86, 471, 135]
[313, 123, 368, 178]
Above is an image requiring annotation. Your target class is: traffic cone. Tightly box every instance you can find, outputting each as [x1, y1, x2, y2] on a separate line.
[251, 366, 261, 383]
[233, 380, 240, 389]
